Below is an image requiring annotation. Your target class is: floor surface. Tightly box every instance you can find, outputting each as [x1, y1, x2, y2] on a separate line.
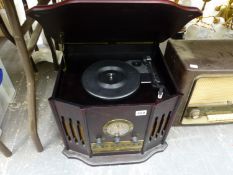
[0, 39, 233, 175]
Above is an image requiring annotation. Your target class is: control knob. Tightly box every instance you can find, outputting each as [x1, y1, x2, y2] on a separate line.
[114, 136, 120, 144]
[189, 109, 201, 119]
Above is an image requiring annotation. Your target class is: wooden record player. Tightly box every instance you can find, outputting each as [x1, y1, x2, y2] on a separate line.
[27, 0, 201, 166]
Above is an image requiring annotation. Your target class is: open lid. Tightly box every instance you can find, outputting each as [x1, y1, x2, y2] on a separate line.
[27, 0, 201, 43]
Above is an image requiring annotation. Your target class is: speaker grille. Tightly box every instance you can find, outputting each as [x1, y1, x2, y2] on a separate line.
[149, 112, 171, 141]
[189, 77, 233, 107]
[61, 116, 85, 146]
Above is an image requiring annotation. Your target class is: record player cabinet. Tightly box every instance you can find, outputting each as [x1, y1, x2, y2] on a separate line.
[27, 0, 201, 165]
[49, 44, 180, 164]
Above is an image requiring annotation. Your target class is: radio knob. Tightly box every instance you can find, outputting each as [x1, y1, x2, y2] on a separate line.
[114, 136, 120, 144]
[132, 136, 138, 143]
[190, 109, 201, 119]
[96, 137, 102, 145]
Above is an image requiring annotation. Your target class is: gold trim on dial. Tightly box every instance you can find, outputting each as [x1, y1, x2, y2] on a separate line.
[103, 119, 134, 137]
[91, 140, 144, 154]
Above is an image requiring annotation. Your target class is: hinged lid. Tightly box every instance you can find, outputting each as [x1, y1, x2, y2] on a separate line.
[27, 0, 201, 43]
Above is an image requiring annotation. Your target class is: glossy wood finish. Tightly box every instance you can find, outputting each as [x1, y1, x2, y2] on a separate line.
[26, 0, 197, 163]
[27, 0, 201, 43]
[49, 43, 181, 162]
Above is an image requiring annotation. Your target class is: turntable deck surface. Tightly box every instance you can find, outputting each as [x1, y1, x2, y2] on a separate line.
[54, 44, 178, 105]
[56, 59, 175, 106]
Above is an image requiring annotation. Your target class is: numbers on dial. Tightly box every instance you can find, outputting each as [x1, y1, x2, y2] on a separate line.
[103, 119, 134, 137]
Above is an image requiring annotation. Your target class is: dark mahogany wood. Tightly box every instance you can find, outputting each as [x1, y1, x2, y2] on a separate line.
[27, 0, 201, 43]
[26, 0, 200, 164]
[49, 43, 181, 159]
[164, 40, 233, 126]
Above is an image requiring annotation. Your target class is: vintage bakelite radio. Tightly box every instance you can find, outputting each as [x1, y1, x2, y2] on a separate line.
[164, 40, 233, 126]
[28, 0, 201, 165]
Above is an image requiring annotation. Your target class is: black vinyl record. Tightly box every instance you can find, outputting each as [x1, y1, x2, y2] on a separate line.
[81, 60, 140, 100]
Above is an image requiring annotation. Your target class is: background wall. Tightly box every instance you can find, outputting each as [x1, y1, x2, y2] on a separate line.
[177, 0, 229, 16]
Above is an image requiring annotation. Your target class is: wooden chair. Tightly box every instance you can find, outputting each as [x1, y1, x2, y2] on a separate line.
[0, 140, 12, 157]
[0, 0, 59, 157]
[0, 15, 15, 44]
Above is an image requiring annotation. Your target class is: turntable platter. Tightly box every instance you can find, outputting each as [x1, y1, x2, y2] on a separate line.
[81, 60, 140, 100]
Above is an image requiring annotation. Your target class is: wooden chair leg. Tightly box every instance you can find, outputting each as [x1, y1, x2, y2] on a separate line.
[44, 33, 59, 70]
[55, 41, 59, 50]
[0, 16, 15, 44]
[35, 45, 39, 51]
[0, 16, 38, 72]
[21, 0, 39, 72]
[0, 140, 12, 157]
[50, 0, 59, 50]
[30, 56, 38, 72]
[3, 0, 43, 152]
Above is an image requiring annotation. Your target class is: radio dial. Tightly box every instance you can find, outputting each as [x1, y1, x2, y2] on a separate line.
[103, 119, 134, 137]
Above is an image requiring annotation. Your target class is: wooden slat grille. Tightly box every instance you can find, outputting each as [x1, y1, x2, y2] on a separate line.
[149, 112, 171, 141]
[61, 116, 85, 146]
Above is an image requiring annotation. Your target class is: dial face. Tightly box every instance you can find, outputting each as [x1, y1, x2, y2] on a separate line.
[103, 119, 134, 137]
